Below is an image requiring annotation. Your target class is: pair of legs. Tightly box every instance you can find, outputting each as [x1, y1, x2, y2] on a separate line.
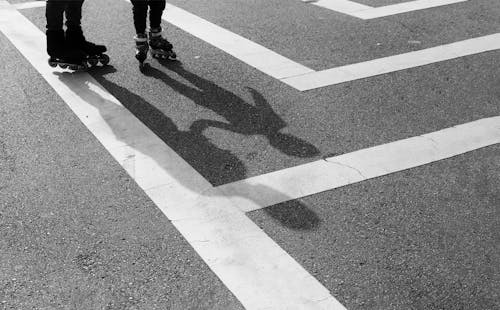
[45, 0, 84, 57]
[45, 0, 107, 65]
[131, 0, 176, 63]
[131, 0, 165, 35]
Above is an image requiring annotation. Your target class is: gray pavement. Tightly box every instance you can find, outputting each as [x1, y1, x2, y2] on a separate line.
[1, 0, 499, 309]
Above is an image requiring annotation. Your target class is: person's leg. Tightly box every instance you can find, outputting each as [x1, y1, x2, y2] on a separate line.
[147, 0, 175, 58]
[45, 0, 66, 56]
[148, 0, 165, 32]
[131, 0, 149, 63]
[65, 0, 107, 57]
[131, 0, 148, 35]
[64, 0, 84, 33]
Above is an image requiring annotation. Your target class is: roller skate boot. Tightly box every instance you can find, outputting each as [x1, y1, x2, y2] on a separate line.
[81, 40, 109, 67]
[66, 29, 109, 67]
[48, 49, 88, 70]
[47, 30, 88, 70]
[148, 27, 176, 60]
[134, 33, 149, 67]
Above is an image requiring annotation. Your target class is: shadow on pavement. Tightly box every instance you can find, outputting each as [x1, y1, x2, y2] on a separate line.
[148, 61, 320, 158]
[55, 65, 321, 231]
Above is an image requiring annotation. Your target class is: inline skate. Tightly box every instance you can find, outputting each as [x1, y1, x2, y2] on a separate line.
[134, 33, 149, 68]
[47, 30, 88, 70]
[66, 29, 110, 67]
[149, 27, 176, 60]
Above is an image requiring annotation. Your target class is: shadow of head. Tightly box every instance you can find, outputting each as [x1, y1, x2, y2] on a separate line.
[263, 200, 321, 230]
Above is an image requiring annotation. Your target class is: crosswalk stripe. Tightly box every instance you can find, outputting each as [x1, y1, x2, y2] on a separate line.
[13, 0, 45, 10]
[161, 2, 315, 79]
[0, 2, 346, 309]
[303, 0, 371, 15]
[217, 117, 500, 212]
[353, 0, 468, 19]
[306, 0, 468, 19]
[282, 33, 500, 90]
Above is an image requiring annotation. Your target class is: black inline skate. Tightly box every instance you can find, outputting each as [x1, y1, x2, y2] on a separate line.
[149, 27, 176, 60]
[134, 33, 149, 68]
[47, 30, 88, 70]
[66, 29, 110, 67]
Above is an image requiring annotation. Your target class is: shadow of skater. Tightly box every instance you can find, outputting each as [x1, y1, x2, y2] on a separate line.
[55, 67, 321, 230]
[142, 62, 320, 158]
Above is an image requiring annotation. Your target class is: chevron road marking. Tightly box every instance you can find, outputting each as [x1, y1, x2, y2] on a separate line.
[304, 0, 468, 20]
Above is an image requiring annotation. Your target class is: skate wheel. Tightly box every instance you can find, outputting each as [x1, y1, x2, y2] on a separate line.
[88, 58, 98, 67]
[100, 54, 110, 66]
[48, 61, 57, 68]
[60, 64, 68, 69]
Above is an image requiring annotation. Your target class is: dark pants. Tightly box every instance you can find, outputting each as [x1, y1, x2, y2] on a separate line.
[46, 0, 84, 33]
[45, 0, 84, 55]
[131, 0, 166, 34]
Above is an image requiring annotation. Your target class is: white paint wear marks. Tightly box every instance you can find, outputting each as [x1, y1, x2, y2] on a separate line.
[17, 1, 499, 92]
[0, 2, 345, 309]
[305, 0, 468, 19]
[282, 33, 500, 91]
[217, 117, 500, 212]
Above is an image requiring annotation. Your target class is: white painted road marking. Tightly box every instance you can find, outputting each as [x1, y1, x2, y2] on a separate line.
[282, 33, 500, 90]
[305, 0, 468, 19]
[0, 2, 346, 309]
[217, 117, 500, 212]
[162, 3, 314, 79]
[18, 1, 500, 91]
[162, 2, 500, 91]
[13, 0, 45, 10]
[4, 1, 499, 308]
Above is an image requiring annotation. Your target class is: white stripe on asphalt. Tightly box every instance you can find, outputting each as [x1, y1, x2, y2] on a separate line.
[307, 0, 468, 19]
[161, 2, 315, 79]
[13, 0, 45, 10]
[217, 117, 500, 212]
[0, 2, 346, 309]
[282, 33, 500, 91]
[303, 0, 371, 15]
[15, 1, 499, 92]
[352, 0, 468, 19]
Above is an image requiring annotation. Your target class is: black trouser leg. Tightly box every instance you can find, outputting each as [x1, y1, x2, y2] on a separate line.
[131, 0, 148, 34]
[148, 0, 165, 30]
[65, 0, 86, 48]
[46, 0, 66, 32]
[46, 0, 67, 56]
[65, 0, 84, 33]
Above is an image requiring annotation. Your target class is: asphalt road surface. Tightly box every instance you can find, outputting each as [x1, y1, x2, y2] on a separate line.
[0, 0, 499, 309]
